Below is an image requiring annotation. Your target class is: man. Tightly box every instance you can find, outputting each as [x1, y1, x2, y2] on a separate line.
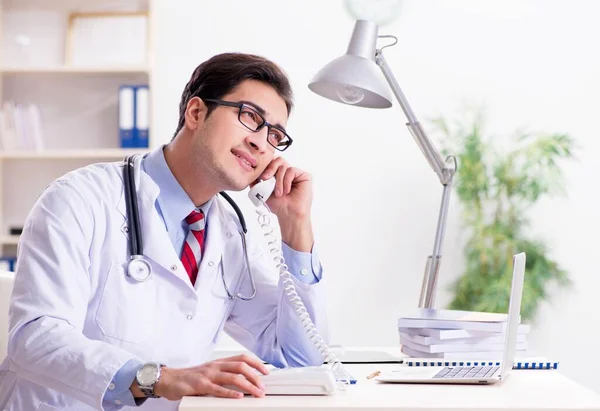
[0, 53, 328, 410]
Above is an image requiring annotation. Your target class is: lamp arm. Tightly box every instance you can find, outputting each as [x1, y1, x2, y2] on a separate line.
[375, 49, 457, 308]
[375, 50, 454, 185]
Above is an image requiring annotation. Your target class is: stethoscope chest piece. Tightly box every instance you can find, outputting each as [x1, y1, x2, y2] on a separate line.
[127, 256, 152, 282]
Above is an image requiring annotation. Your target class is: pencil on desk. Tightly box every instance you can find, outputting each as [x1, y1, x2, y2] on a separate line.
[366, 371, 381, 379]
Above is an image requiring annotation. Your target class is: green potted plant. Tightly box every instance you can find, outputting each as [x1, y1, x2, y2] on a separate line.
[431, 107, 575, 321]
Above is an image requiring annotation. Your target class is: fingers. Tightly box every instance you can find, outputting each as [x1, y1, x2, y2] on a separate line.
[219, 362, 265, 393]
[261, 157, 285, 180]
[282, 167, 297, 195]
[211, 355, 269, 397]
[260, 158, 310, 198]
[227, 354, 270, 375]
[216, 372, 264, 398]
[206, 382, 244, 399]
[259, 158, 286, 198]
[274, 165, 286, 197]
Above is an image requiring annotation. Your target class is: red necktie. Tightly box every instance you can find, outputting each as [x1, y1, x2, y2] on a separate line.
[181, 210, 205, 285]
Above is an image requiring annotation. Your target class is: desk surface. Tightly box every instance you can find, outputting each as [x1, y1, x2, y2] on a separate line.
[180, 347, 600, 411]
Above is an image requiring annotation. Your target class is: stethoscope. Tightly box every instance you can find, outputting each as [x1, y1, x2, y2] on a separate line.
[122, 155, 257, 300]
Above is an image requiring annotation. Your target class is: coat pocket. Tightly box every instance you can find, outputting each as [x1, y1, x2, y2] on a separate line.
[95, 261, 156, 344]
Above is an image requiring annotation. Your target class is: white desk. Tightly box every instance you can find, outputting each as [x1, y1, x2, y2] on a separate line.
[180, 347, 600, 411]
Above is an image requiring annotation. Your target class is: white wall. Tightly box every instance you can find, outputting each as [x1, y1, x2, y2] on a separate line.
[151, 0, 600, 393]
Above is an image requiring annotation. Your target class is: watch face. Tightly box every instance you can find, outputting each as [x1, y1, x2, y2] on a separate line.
[137, 363, 159, 386]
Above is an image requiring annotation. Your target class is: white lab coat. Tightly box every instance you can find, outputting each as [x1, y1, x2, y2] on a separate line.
[0, 158, 328, 411]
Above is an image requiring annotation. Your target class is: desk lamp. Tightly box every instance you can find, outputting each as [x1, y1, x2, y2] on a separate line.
[309, 20, 457, 308]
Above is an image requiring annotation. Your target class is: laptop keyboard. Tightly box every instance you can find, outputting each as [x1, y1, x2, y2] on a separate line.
[433, 366, 500, 380]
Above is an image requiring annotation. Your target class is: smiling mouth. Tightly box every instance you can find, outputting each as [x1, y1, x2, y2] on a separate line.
[233, 152, 256, 169]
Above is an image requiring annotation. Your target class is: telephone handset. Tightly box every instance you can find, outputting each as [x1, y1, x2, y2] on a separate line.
[247, 178, 351, 391]
[248, 178, 277, 207]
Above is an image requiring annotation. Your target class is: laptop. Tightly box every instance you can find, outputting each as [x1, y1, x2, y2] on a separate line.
[376, 252, 526, 385]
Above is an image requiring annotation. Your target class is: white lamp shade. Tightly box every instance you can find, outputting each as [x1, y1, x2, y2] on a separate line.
[309, 20, 393, 108]
[309, 54, 392, 108]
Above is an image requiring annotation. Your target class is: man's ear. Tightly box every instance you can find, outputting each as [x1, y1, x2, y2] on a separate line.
[184, 97, 207, 131]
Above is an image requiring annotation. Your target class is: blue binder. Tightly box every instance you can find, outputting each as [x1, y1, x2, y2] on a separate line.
[134, 85, 150, 148]
[119, 85, 135, 148]
[0, 257, 16, 272]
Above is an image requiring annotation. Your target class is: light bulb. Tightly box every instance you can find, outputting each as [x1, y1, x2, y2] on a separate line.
[336, 85, 365, 105]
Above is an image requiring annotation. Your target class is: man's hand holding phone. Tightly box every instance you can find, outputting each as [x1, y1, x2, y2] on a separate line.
[255, 157, 314, 253]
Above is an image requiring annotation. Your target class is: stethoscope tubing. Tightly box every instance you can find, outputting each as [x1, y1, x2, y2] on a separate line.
[124, 155, 143, 257]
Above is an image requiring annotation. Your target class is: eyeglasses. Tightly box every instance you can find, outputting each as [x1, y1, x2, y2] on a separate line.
[203, 99, 293, 151]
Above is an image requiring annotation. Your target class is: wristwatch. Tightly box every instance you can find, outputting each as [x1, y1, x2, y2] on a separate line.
[135, 362, 164, 398]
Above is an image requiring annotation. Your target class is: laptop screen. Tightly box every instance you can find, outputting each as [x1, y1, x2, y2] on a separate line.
[501, 252, 526, 379]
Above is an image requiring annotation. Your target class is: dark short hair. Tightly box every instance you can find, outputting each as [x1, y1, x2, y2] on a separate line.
[173, 52, 294, 139]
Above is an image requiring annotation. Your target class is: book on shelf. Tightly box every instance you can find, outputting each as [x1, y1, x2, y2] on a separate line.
[119, 86, 135, 148]
[398, 324, 531, 340]
[135, 85, 150, 148]
[397, 308, 520, 332]
[0, 257, 16, 272]
[119, 84, 150, 149]
[0, 101, 45, 151]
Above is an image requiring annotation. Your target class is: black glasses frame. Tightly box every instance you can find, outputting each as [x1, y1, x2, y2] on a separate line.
[203, 98, 293, 151]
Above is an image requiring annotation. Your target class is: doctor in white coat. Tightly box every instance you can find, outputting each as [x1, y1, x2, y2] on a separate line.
[0, 53, 329, 410]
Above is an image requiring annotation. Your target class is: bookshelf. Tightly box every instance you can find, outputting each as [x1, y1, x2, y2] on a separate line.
[0, 0, 154, 259]
[0, 148, 143, 160]
[0, 66, 150, 74]
[0, 235, 17, 245]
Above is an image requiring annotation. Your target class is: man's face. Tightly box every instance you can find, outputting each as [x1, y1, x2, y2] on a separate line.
[191, 79, 289, 192]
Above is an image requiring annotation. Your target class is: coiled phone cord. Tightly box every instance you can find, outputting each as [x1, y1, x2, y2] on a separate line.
[255, 203, 353, 387]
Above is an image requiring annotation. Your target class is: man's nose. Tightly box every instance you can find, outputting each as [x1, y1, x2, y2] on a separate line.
[246, 126, 269, 152]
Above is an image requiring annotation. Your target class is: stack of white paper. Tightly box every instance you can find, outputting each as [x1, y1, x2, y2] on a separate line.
[398, 308, 530, 360]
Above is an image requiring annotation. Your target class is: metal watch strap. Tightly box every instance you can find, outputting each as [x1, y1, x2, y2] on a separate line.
[138, 363, 165, 399]
[140, 386, 158, 399]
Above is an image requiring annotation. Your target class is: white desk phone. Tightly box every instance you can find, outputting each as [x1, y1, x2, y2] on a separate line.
[239, 178, 349, 395]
